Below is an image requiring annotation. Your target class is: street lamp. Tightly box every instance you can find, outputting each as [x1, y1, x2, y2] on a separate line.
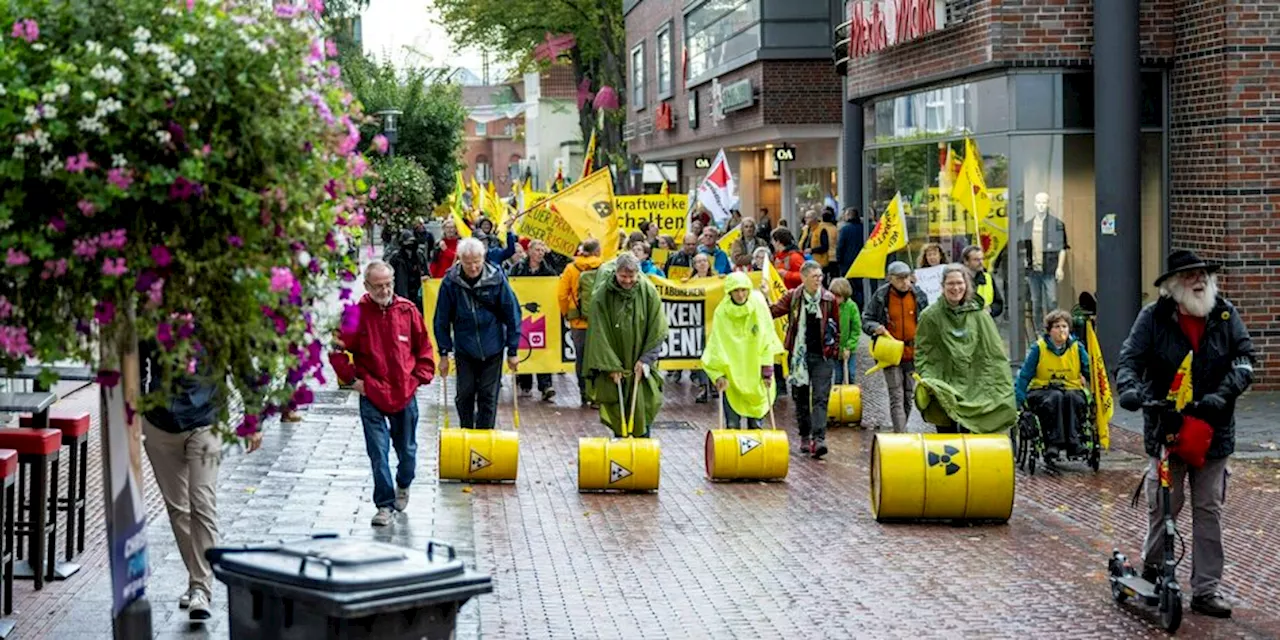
[376, 108, 402, 157]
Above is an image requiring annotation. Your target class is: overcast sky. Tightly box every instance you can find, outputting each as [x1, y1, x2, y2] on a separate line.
[360, 0, 511, 80]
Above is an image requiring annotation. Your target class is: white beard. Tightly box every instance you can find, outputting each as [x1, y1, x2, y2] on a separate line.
[1168, 276, 1218, 318]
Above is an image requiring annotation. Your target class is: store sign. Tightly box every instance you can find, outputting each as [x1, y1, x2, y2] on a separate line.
[655, 102, 675, 131]
[688, 90, 699, 130]
[774, 146, 796, 162]
[846, 0, 943, 58]
[694, 156, 712, 170]
[709, 78, 753, 126]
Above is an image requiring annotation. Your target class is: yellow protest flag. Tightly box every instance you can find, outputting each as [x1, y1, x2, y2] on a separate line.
[1084, 320, 1113, 449]
[951, 138, 991, 231]
[1166, 351, 1195, 412]
[518, 168, 618, 258]
[581, 129, 598, 180]
[659, 181, 669, 195]
[452, 209, 472, 238]
[718, 225, 740, 255]
[846, 193, 908, 279]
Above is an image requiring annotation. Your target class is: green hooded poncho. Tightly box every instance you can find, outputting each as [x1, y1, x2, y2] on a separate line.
[913, 297, 1017, 434]
[701, 273, 785, 420]
[582, 261, 669, 437]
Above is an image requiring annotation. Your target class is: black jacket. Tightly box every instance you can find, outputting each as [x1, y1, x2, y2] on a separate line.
[141, 341, 219, 433]
[507, 257, 560, 277]
[1116, 296, 1255, 458]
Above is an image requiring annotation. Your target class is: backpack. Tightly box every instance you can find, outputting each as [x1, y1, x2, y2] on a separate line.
[574, 267, 601, 321]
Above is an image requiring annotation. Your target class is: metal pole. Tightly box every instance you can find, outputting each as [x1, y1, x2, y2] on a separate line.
[843, 87, 869, 303]
[1094, 0, 1142, 363]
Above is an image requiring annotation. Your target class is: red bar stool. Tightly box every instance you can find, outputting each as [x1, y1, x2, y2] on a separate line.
[0, 429, 59, 591]
[0, 449, 16, 639]
[20, 412, 89, 561]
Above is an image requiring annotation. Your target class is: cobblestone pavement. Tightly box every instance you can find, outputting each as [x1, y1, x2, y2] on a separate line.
[9, 370, 1280, 638]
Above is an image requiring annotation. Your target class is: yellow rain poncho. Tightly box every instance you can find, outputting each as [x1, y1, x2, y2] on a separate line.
[701, 273, 786, 419]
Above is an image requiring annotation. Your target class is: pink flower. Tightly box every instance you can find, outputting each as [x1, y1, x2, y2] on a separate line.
[107, 168, 133, 191]
[96, 369, 121, 387]
[99, 229, 127, 250]
[65, 152, 97, 173]
[41, 259, 68, 280]
[235, 414, 260, 437]
[326, 39, 338, 58]
[169, 176, 202, 201]
[307, 39, 324, 64]
[48, 215, 66, 233]
[73, 238, 99, 259]
[340, 303, 361, 334]
[94, 301, 115, 325]
[326, 63, 341, 80]
[0, 326, 33, 358]
[101, 257, 128, 277]
[369, 185, 378, 201]
[227, 235, 243, 248]
[269, 267, 295, 293]
[5, 249, 30, 266]
[186, 0, 196, 11]
[0, 297, 10, 320]
[10, 19, 38, 43]
[157, 322, 174, 348]
[275, 4, 302, 18]
[77, 199, 96, 217]
[372, 134, 389, 154]
[309, 0, 325, 15]
[146, 278, 165, 307]
[150, 245, 172, 267]
[350, 155, 368, 179]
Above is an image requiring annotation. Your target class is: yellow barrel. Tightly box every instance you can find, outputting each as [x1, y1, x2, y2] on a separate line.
[577, 437, 660, 491]
[704, 429, 790, 480]
[869, 433, 1014, 522]
[438, 428, 519, 481]
[828, 384, 862, 424]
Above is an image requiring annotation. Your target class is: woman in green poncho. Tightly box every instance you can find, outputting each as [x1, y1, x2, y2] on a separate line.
[914, 264, 1017, 434]
[582, 254, 670, 437]
[702, 272, 786, 428]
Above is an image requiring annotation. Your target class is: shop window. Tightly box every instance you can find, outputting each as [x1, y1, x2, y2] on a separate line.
[872, 77, 1003, 143]
[656, 24, 673, 98]
[684, 0, 761, 86]
[791, 167, 838, 225]
[631, 43, 645, 110]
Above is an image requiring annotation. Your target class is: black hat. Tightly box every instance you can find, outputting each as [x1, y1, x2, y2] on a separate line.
[1154, 250, 1219, 287]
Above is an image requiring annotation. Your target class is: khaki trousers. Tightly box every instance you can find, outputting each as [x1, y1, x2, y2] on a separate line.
[142, 420, 221, 596]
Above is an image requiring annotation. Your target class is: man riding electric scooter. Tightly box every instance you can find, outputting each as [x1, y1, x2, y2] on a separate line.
[1112, 251, 1255, 624]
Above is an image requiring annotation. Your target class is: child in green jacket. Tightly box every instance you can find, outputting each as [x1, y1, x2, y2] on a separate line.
[829, 278, 861, 386]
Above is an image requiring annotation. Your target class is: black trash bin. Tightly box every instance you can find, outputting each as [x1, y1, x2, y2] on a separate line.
[207, 534, 492, 640]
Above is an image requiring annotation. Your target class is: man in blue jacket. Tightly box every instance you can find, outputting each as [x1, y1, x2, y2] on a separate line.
[434, 237, 523, 429]
[835, 207, 864, 307]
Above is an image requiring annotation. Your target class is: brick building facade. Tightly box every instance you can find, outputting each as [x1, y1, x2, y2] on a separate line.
[838, 0, 1279, 387]
[461, 84, 526, 190]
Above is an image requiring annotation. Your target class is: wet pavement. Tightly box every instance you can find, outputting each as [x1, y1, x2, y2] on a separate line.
[9, 373, 1280, 639]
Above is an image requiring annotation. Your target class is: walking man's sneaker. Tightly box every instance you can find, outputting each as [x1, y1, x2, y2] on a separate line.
[179, 587, 193, 609]
[395, 487, 410, 512]
[188, 589, 212, 621]
[812, 438, 828, 459]
[1191, 593, 1232, 618]
[797, 437, 811, 455]
[542, 388, 556, 402]
[372, 506, 393, 527]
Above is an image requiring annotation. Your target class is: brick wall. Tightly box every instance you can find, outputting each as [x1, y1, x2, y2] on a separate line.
[462, 115, 525, 186]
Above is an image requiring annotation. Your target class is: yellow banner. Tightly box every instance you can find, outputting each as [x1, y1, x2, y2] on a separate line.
[651, 247, 671, 268]
[951, 138, 991, 228]
[423, 272, 782, 373]
[923, 187, 1008, 272]
[847, 193, 908, 279]
[1085, 319, 1113, 449]
[615, 195, 688, 239]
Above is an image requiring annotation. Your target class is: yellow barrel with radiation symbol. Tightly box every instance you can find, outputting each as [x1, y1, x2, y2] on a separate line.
[870, 433, 1014, 522]
[578, 373, 660, 491]
[705, 381, 789, 481]
[437, 375, 520, 482]
[828, 356, 862, 425]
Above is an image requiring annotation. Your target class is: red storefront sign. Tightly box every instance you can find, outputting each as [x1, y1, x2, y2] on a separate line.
[655, 102, 674, 131]
[846, 0, 939, 58]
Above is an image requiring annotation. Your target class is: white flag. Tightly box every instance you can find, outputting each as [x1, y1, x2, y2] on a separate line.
[696, 149, 736, 226]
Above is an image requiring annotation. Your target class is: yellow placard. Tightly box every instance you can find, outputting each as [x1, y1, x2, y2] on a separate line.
[423, 273, 783, 374]
[650, 247, 671, 268]
[615, 195, 688, 239]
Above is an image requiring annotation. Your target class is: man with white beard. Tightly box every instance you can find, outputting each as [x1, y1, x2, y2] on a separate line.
[1116, 250, 1255, 619]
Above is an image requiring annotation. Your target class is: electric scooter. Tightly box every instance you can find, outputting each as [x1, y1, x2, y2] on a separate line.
[1108, 402, 1184, 633]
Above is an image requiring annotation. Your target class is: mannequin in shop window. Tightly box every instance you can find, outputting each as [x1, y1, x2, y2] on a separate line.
[1018, 192, 1069, 327]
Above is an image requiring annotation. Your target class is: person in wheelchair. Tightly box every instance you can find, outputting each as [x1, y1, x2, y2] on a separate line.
[1015, 309, 1091, 459]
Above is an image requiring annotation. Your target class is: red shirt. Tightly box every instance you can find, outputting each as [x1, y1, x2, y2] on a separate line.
[1178, 312, 1206, 352]
[429, 237, 459, 279]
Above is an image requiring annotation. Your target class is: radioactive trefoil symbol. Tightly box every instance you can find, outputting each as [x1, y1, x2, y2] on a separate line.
[738, 435, 762, 456]
[609, 460, 633, 484]
[469, 449, 492, 473]
[927, 445, 962, 476]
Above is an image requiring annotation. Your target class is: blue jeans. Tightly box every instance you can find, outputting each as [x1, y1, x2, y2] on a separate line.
[360, 396, 418, 509]
[832, 357, 857, 387]
[1027, 271, 1057, 326]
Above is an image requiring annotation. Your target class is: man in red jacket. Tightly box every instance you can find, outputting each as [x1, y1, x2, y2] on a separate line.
[331, 261, 436, 527]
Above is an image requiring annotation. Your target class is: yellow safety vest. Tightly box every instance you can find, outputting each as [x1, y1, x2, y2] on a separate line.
[802, 223, 836, 267]
[1030, 338, 1083, 391]
[975, 276, 993, 309]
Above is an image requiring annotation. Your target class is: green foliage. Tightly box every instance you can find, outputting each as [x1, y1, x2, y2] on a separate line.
[0, 0, 373, 438]
[341, 55, 467, 205]
[429, 0, 626, 166]
[368, 156, 433, 229]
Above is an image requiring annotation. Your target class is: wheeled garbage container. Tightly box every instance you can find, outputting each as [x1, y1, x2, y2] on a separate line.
[207, 534, 492, 640]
